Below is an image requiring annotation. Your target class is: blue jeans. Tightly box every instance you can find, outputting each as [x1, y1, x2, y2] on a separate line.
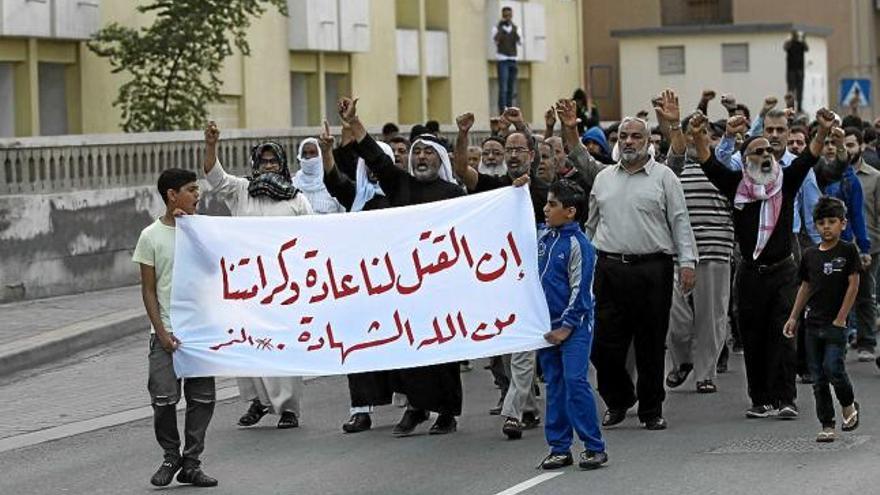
[804, 324, 855, 427]
[538, 326, 605, 454]
[497, 60, 518, 114]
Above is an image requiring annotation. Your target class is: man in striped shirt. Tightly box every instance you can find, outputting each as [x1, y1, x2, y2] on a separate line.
[661, 95, 734, 395]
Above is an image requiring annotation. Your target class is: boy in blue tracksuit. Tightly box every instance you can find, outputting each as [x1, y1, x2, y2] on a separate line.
[536, 179, 608, 470]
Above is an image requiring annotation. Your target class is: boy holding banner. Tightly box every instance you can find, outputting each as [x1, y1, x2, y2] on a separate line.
[133, 169, 218, 488]
[536, 180, 608, 471]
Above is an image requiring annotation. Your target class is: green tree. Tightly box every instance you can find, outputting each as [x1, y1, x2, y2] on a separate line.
[88, 0, 287, 132]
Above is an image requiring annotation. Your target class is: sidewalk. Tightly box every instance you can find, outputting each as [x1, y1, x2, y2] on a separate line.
[0, 286, 147, 376]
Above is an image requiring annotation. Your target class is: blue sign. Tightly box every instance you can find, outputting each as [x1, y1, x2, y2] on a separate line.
[840, 78, 871, 107]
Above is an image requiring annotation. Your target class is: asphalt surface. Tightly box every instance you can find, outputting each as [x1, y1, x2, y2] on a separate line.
[1, 342, 879, 495]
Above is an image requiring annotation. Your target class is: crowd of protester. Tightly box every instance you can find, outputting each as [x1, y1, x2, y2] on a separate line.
[134, 86, 880, 487]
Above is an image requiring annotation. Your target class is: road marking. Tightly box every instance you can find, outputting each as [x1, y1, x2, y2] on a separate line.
[0, 386, 239, 454]
[492, 472, 564, 495]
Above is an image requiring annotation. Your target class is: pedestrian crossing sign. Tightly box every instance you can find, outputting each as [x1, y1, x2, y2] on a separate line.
[840, 78, 871, 107]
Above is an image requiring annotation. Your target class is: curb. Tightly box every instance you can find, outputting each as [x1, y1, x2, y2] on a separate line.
[0, 309, 149, 377]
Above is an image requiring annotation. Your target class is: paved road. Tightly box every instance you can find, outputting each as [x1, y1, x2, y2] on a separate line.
[1, 343, 879, 495]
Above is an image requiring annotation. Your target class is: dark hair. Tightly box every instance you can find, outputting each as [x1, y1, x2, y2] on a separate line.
[735, 103, 751, 120]
[844, 126, 864, 145]
[572, 88, 587, 103]
[425, 120, 441, 134]
[382, 122, 399, 135]
[650, 125, 662, 136]
[863, 126, 877, 145]
[841, 115, 863, 129]
[549, 179, 587, 224]
[789, 125, 808, 137]
[764, 109, 788, 123]
[389, 136, 410, 147]
[812, 196, 847, 222]
[501, 6, 512, 12]
[157, 168, 196, 203]
[604, 122, 619, 136]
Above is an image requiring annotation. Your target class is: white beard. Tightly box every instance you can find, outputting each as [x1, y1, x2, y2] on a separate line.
[745, 157, 779, 186]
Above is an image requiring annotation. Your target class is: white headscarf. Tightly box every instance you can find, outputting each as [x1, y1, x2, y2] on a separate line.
[293, 138, 343, 214]
[352, 142, 393, 212]
[408, 136, 456, 184]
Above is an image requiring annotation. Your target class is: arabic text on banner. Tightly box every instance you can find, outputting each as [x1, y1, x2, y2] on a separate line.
[170, 186, 552, 377]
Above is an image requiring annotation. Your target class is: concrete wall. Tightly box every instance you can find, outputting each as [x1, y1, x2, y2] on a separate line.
[618, 32, 828, 119]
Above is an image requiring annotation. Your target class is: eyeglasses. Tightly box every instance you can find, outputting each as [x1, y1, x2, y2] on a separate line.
[505, 147, 529, 154]
[747, 146, 772, 156]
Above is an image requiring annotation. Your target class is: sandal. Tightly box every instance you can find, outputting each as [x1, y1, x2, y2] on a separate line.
[696, 380, 717, 394]
[816, 429, 836, 443]
[237, 400, 269, 427]
[842, 401, 860, 432]
[665, 363, 693, 388]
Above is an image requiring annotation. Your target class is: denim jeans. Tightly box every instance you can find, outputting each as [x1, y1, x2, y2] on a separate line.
[804, 324, 855, 427]
[497, 60, 518, 114]
[148, 336, 216, 465]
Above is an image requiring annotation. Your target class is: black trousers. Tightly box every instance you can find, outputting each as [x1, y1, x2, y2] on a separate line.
[347, 371, 393, 408]
[786, 69, 805, 111]
[591, 255, 674, 421]
[390, 363, 462, 416]
[737, 259, 798, 407]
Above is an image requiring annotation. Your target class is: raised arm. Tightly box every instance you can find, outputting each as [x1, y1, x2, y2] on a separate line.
[339, 97, 407, 191]
[654, 88, 685, 157]
[453, 113, 480, 191]
[543, 106, 556, 139]
[691, 112, 742, 196]
[203, 121, 219, 175]
[557, 98, 606, 185]
[318, 120, 335, 176]
[697, 89, 715, 117]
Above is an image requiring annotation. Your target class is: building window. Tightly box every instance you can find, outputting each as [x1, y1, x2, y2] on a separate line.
[658, 46, 685, 75]
[38, 63, 68, 136]
[0, 63, 14, 138]
[660, 0, 732, 26]
[722, 43, 749, 72]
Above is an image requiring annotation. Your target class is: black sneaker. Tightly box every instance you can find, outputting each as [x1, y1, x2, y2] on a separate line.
[578, 450, 608, 470]
[176, 467, 218, 487]
[150, 458, 181, 487]
[522, 411, 541, 429]
[342, 412, 372, 433]
[745, 404, 777, 418]
[237, 400, 269, 427]
[777, 403, 799, 419]
[538, 452, 573, 470]
[392, 409, 430, 437]
[602, 408, 627, 427]
[642, 416, 667, 430]
[428, 414, 457, 435]
[502, 417, 523, 440]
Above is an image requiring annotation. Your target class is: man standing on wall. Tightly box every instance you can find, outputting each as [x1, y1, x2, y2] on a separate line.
[784, 31, 809, 113]
[493, 6, 520, 114]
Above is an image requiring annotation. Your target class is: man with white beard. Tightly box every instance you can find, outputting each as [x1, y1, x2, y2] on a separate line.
[690, 108, 837, 420]
[586, 114, 697, 431]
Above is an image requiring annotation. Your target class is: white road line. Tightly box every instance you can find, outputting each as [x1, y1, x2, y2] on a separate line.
[492, 472, 564, 495]
[0, 386, 240, 454]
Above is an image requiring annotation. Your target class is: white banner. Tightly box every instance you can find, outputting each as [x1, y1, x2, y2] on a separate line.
[170, 186, 551, 377]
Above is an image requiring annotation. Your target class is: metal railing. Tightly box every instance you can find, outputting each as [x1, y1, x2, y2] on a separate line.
[0, 125, 492, 195]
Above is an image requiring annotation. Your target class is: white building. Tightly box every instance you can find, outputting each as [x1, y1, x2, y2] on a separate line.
[612, 23, 830, 120]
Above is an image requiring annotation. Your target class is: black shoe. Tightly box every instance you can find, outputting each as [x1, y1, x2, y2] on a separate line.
[342, 413, 372, 433]
[875, 354, 880, 370]
[392, 409, 430, 437]
[176, 467, 218, 487]
[643, 416, 667, 430]
[237, 400, 269, 427]
[578, 450, 608, 470]
[429, 414, 457, 435]
[665, 363, 693, 388]
[602, 408, 627, 427]
[277, 411, 299, 429]
[502, 417, 523, 439]
[150, 458, 181, 487]
[489, 397, 504, 416]
[522, 411, 541, 429]
[538, 452, 573, 470]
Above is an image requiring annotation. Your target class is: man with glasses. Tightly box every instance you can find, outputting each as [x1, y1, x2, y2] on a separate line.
[690, 108, 837, 421]
[586, 108, 697, 431]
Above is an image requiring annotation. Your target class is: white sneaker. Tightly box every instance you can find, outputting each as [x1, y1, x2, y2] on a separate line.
[858, 349, 875, 362]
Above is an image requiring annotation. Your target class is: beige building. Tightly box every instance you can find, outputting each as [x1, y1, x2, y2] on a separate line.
[584, 0, 880, 120]
[614, 24, 830, 119]
[0, 0, 584, 138]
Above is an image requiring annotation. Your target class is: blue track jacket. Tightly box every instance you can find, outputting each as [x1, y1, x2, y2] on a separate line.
[538, 222, 595, 333]
[825, 166, 871, 254]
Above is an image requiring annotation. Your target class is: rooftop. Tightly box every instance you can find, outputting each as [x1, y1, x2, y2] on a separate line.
[611, 22, 832, 39]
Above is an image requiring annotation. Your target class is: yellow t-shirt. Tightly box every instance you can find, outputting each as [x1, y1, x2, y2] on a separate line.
[132, 218, 176, 334]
